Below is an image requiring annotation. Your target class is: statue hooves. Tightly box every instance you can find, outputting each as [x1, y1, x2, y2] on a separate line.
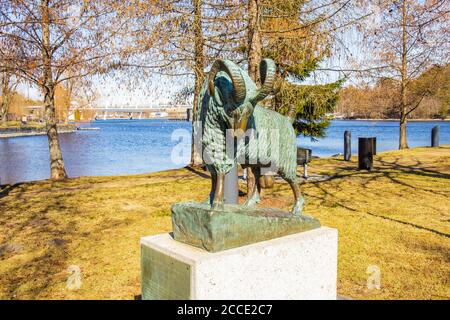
[243, 192, 261, 208]
[291, 208, 303, 216]
[291, 198, 305, 216]
[211, 203, 224, 211]
[243, 199, 260, 208]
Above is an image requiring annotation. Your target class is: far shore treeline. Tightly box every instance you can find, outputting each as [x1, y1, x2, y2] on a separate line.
[337, 64, 449, 120]
[0, 1, 449, 181]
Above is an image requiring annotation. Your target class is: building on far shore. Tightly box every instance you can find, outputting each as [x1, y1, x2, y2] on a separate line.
[22, 105, 44, 122]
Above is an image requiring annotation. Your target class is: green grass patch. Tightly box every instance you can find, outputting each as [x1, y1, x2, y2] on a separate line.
[0, 146, 449, 299]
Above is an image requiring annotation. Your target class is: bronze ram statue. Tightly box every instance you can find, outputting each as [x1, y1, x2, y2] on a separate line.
[197, 58, 304, 215]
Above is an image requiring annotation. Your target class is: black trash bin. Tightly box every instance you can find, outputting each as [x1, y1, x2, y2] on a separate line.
[358, 137, 376, 170]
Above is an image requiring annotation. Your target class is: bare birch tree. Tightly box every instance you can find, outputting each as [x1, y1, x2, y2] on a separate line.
[0, 0, 133, 179]
[363, 0, 449, 149]
[0, 69, 17, 124]
[120, 0, 246, 165]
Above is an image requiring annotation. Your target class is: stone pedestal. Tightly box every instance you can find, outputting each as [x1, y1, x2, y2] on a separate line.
[141, 227, 338, 300]
[171, 202, 320, 252]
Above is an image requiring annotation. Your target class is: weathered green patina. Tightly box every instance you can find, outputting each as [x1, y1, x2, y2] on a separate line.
[172, 202, 320, 252]
[171, 58, 320, 252]
[196, 58, 304, 215]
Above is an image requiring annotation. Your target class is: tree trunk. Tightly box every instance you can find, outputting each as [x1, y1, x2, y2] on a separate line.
[246, 0, 269, 192]
[399, 114, 408, 149]
[190, 0, 205, 166]
[44, 86, 67, 180]
[1, 74, 10, 124]
[42, 0, 68, 180]
[247, 0, 261, 83]
[0, 96, 8, 124]
[65, 81, 74, 125]
[399, 0, 409, 149]
[273, 69, 284, 112]
[0, 102, 7, 124]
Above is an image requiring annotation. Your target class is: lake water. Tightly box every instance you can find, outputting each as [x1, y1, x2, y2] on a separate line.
[0, 119, 448, 185]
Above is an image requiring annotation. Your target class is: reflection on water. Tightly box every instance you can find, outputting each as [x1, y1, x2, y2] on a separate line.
[0, 119, 448, 184]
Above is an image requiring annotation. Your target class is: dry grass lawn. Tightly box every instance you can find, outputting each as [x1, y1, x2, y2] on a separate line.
[0, 146, 449, 300]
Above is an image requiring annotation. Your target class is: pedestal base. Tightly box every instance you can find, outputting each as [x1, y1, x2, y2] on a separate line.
[141, 227, 338, 300]
[172, 201, 320, 252]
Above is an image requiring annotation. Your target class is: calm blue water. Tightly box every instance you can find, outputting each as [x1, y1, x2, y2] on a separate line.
[0, 119, 448, 184]
[298, 120, 450, 156]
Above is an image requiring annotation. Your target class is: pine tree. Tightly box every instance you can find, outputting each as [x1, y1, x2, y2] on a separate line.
[260, 0, 347, 138]
[246, 0, 353, 139]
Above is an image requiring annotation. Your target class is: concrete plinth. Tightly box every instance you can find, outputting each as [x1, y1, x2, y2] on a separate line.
[141, 227, 338, 300]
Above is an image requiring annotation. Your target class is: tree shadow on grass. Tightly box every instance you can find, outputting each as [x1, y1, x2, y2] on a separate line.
[0, 188, 80, 299]
[184, 165, 210, 179]
[0, 183, 29, 201]
[307, 181, 450, 239]
[363, 211, 450, 239]
[321, 154, 449, 195]
[304, 156, 450, 239]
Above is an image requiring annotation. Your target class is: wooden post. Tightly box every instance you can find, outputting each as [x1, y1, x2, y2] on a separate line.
[186, 108, 191, 121]
[431, 126, 439, 147]
[297, 147, 312, 178]
[224, 165, 238, 204]
[358, 137, 374, 170]
[344, 131, 351, 161]
[303, 163, 308, 179]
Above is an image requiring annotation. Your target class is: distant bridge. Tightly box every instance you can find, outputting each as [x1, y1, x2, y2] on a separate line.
[70, 105, 193, 121]
[86, 104, 191, 112]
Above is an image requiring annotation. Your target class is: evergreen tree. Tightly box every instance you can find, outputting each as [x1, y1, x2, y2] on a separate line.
[258, 0, 347, 139]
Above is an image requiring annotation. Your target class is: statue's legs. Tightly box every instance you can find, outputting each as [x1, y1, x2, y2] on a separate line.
[204, 167, 217, 205]
[286, 177, 304, 216]
[246, 167, 255, 200]
[211, 172, 225, 210]
[243, 166, 261, 207]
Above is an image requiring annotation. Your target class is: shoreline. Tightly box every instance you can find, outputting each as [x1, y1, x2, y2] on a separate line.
[0, 125, 76, 138]
[1, 145, 448, 187]
[91, 118, 449, 122]
[333, 118, 449, 122]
